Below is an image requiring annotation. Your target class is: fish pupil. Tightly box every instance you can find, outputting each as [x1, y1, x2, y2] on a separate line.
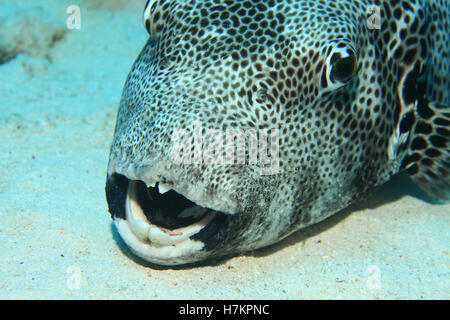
[332, 55, 356, 83]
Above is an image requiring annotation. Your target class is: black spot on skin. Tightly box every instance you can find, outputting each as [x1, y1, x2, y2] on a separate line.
[393, 103, 401, 129]
[402, 66, 422, 105]
[429, 135, 446, 148]
[200, 18, 209, 28]
[393, 7, 402, 19]
[414, 121, 433, 134]
[399, 28, 407, 41]
[383, 2, 392, 19]
[406, 163, 419, 175]
[434, 117, 450, 127]
[403, 48, 417, 65]
[402, 152, 422, 168]
[394, 46, 403, 59]
[321, 67, 328, 88]
[410, 17, 419, 34]
[276, 13, 285, 24]
[416, 99, 435, 119]
[418, 20, 429, 35]
[421, 158, 433, 166]
[425, 148, 442, 158]
[411, 137, 427, 150]
[399, 111, 415, 134]
[401, 1, 414, 12]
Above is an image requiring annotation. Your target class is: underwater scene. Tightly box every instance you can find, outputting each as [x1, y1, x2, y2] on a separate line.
[0, 0, 448, 299]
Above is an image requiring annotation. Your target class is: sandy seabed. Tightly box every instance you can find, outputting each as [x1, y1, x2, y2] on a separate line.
[0, 0, 448, 299]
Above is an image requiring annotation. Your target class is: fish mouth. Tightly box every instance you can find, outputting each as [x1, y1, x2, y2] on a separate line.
[105, 173, 232, 265]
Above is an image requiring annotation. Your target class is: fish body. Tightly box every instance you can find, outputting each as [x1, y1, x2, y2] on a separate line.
[106, 0, 449, 266]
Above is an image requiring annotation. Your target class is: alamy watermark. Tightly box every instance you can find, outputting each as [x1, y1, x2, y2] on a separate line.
[366, 265, 382, 290]
[66, 5, 81, 30]
[367, 5, 381, 30]
[170, 121, 280, 176]
[66, 265, 81, 290]
[66, 4, 381, 31]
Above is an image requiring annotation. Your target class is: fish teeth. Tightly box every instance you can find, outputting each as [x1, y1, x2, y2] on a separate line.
[144, 180, 157, 188]
[129, 219, 151, 241]
[157, 183, 172, 194]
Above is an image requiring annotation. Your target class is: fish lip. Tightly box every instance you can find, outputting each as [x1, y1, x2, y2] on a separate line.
[105, 172, 232, 265]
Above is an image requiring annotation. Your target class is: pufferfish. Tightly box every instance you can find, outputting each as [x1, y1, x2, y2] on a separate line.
[105, 0, 449, 266]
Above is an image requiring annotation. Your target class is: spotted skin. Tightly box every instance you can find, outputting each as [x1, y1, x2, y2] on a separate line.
[105, 0, 449, 265]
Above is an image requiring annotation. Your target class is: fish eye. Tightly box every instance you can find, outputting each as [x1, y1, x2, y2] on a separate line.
[322, 45, 358, 90]
[330, 53, 357, 83]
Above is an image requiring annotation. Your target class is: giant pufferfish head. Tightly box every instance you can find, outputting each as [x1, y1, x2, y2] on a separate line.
[106, 0, 400, 266]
